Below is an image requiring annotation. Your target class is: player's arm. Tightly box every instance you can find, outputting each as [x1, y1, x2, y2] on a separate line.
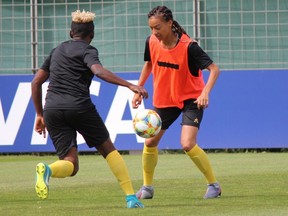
[198, 62, 220, 109]
[138, 36, 152, 87]
[31, 49, 53, 117]
[137, 61, 152, 87]
[31, 69, 49, 116]
[31, 68, 49, 137]
[188, 42, 220, 109]
[132, 61, 152, 108]
[90, 64, 148, 99]
[132, 36, 152, 108]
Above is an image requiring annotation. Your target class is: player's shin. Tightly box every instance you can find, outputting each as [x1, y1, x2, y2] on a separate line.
[142, 145, 158, 186]
[106, 150, 135, 195]
[185, 144, 217, 184]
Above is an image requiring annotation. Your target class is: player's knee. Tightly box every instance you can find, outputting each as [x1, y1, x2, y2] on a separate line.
[144, 139, 158, 147]
[181, 142, 197, 152]
[144, 135, 161, 147]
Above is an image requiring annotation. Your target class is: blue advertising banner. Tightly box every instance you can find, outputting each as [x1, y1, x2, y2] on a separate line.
[0, 70, 287, 153]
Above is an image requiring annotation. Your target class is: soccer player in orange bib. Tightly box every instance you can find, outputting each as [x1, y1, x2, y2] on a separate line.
[132, 6, 222, 200]
[32, 10, 146, 208]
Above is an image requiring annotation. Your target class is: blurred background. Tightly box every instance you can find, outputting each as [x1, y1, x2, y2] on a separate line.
[1, 0, 287, 74]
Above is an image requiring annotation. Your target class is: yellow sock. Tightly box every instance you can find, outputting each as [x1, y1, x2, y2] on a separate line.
[49, 160, 74, 178]
[185, 144, 217, 184]
[142, 145, 158, 186]
[106, 150, 134, 195]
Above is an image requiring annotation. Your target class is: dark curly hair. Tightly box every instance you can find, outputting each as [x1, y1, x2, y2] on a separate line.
[147, 6, 188, 37]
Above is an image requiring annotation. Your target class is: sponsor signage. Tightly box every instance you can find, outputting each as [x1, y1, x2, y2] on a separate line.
[0, 70, 287, 153]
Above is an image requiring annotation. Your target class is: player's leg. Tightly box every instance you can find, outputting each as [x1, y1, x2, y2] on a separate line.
[45, 109, 78, 178]
[35, 110, 77, 199]
[181, 126, 218, 180]
[76, 106, 143, 208]
[49, 147, 77, 177]
[96, 138, 143, 208]
[97, 138, 135, 195]
[137, 107, 181, 199]
[136, 130, 164, 199]
[182, 127, 221, 198]
[181, 99, 221, 198]
[36, 148, 76, 199]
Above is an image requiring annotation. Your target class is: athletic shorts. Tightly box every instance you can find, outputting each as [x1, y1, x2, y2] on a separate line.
[154, 99, 204, 130]
[43, 106, 109, 159]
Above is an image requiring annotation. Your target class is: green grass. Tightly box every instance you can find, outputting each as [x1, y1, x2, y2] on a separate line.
[0, 152, 287, 216]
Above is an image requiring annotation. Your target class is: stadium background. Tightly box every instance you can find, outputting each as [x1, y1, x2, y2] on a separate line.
[0, 0, 287, 152]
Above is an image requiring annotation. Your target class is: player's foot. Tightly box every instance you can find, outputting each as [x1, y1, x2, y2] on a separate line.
[126, 194, 144, 208]
[136, 185, 154, 199]
[204, 182, 221, 199]
[35, 162, 51, 199]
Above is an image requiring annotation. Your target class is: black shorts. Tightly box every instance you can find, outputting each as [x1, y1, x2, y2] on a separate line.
[44, 106, 109, 159]
[154, 99, 204, 130]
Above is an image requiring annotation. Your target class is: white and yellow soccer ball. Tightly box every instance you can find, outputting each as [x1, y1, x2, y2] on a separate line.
[133, 109, 162, 138]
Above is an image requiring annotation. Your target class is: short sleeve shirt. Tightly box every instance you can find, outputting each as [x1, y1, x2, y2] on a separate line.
[41, 40, 101, 109]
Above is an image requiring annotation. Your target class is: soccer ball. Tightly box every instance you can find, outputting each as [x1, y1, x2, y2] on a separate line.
[133, 109, 162, 138]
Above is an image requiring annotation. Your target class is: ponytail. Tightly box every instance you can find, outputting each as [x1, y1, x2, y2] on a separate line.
[172, 20, 188, 37]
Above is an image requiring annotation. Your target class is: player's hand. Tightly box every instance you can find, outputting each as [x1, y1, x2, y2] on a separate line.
[35, 116, 46, 138]
[194, 93, 209, 110]
[132, 93, 143, 108]
[129, 84, 148, 99]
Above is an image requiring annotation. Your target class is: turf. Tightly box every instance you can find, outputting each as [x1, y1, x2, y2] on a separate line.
[0, 152, 287, 216]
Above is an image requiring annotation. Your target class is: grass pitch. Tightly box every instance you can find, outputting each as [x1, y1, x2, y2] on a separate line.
[0, 152, 287, 216]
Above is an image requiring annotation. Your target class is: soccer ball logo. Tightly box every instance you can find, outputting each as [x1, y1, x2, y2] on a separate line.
[133, 109, 162, 138]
